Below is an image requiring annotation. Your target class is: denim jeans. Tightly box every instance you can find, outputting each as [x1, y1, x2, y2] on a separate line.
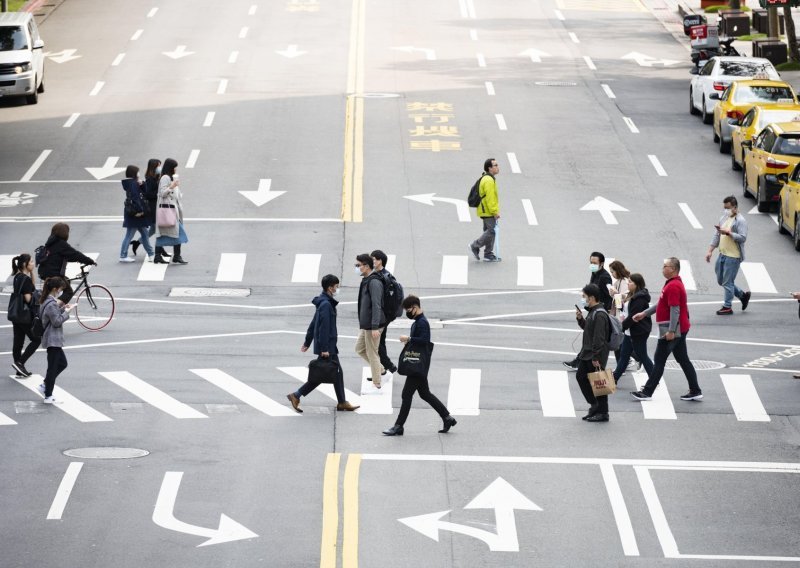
[715, 254, 744, 308]
[613, 335, 654, 382]
[120, 226, 154, 258]
[642, 331, 701, 396]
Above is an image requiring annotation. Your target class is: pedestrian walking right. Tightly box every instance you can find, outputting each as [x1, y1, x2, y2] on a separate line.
[630, 258, 702, 402]
[154, 158, 189, 265]
[705, 195, 750, 315]
[133, 158, 170, 260]
[612, 273, 654, 384]
[354, 254, 386, 388]
[469, 158, 501, 262]
[9, 254, 40, 378]
[37, 222, 97, 304]
[119, 165, 155, 263]
[39, 276, 74, 404]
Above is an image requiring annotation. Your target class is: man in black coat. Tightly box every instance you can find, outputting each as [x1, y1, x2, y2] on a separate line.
[37, 222, 97, 303]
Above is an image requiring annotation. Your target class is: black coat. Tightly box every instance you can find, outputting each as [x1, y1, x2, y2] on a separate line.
[142, 176, 159, 226]
[591, 268, 613, 311]
[622, 289, 653, 337]
[122, 178, 150, 229]
[37, 235, 95, 279]
[303, 293, 338, 355]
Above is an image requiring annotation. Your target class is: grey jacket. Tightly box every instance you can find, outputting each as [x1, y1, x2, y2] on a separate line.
[357, 272, 386, 330]
[710, 212, 747, 261]
[576, 304, 610, 366]
[40, 296, 70, 348]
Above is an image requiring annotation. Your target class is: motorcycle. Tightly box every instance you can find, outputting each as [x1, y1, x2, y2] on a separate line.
[691, 37, 741, 70]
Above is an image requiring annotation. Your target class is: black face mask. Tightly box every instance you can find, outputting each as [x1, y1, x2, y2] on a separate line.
[405, 310, 415, 319]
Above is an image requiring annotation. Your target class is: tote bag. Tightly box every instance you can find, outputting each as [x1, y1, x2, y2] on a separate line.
[397, 341, 434, 377]
[156, 204, 177, 228]
[6, 275, 32, 326]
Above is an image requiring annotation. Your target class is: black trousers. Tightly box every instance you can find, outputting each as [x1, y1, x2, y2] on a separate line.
[575, 359, 608, 414]
[396, 374, 449, 426]
[44, 347, 68, 397]
[378, 326, 395, 372]
[298, 355, 345, 403]
[12, 322, 41, 364]
[642, 331, 700, 396]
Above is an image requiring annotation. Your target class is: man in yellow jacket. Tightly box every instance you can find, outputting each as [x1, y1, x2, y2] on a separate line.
[470, 158, 501, 262]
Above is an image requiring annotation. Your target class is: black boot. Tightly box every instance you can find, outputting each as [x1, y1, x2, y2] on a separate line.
[172, 245, 187, 265]
[153, 254, 168, 264]
[439, 416, 457, 433]
[130, 240, 140, 255]
[382, 425, 404, 436]
[155, 246, 171, 258]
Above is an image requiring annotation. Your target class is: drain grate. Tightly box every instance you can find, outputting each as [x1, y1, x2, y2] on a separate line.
[665, 360, 726, 371]
[535, 81, 577, 87]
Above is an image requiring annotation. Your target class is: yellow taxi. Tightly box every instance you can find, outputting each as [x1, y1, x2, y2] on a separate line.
[711, 78, 797, 154]
[777, 166, 800, 250]
[730, 104, 800, 170]
[742, 120, 800, 212]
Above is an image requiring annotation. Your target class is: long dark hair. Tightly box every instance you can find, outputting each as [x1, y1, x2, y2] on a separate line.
[41, 276, 66, 304]
[629, 273, 646, 293]
[11, 253, 31, 275]
[162, 158, 178, 179]
[145, 158, 161, 179]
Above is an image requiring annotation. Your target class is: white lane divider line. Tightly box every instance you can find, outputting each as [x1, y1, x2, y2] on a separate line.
[277, 366, 364, 412]
[569, 32, 580, 43]
[469, 29, 478, 40]
[239, 26, 249, 39]
[111, 53, 125, 67]
[633, 372, 676, 419]
[537, 370, 575, 417]
[622, 117, 639, 133]
[495, 113, 507, 131]
[20, 149, 51, 182]
[217, 79, 228, 95]
[64, 252, 99, 281]
[675, 259, 696, 291]
[441, 255, 468, 286]
[89, 81, 105, 97]
[359, 367, 393, 414]
[185, 149, 200, 169]
[138, 261, 168, 281]
[476, 53, 486, 67]
[601, 84, 616, 99]
[63, 113, 80, 128]
[648, 154, 667, 177]
[203, 111, 215, 127]
[291, 253, 321, 283]
[721, 374, 769, 422]
[147, 7, 158, 18]
[521, 199, 538, 225]
[678, 203, 703, 229]
[447, 369, 481, 416]
[600, 463, 640, 557]
[248, 4, 257, 15]
[215, 253, 246, 282]
[131, 29, 143, 41]
[190, 369, 298, 417]
[485, 81, 495, 96]
[47, 462, 84, 520]
[740, 262, 778, 294]
[14, 375, 113, 422]
[0, 409, 17, 425]
[386, 254, 396, 275]
[98, 371, 207, 419]
[583, 56, 596, 70]
[517, 256, 544, 287]
[507, 152, 521, 173]
[555, 9, 565, 20]
[228, 51, 239, 64]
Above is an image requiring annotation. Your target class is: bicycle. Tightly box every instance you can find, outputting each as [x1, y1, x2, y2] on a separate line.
[69, 264, 115, 331]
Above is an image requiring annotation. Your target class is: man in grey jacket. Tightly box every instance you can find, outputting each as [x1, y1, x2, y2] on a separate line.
[705, 195, 750, 316]
[574, 283, 611, 422]
[355, 254, 387, 388]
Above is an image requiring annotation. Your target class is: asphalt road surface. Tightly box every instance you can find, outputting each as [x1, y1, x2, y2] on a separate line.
[1, 0, 798, 566]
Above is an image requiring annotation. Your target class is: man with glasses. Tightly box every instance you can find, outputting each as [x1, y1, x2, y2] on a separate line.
[355, 254, 387, 388]
[469, 158, 501, 262]
[630, 258, 703, 402]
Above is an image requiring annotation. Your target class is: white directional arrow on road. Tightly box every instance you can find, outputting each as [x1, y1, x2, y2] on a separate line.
[392, 46, 437, 61]
[403, 193, 470, 222]
[275, 45, 307, 58]
[621, 51, 680, 67]
[44, 49, 81, 64]
[580, 196, 629, 225]
[153, 472, 258, 547]
[518, 48, 551, 63]
[85, 157, 126, 180]
[162, 45, 195, 59]
[239, 178, 286, 207]
[399, 477, 541, 552]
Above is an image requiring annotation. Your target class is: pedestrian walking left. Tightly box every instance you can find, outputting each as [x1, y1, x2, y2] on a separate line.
[9, 254, 40, 378]
[39, 276, 74, 404]
[706, 195, 750, 315]
[573, 284, 611, 423]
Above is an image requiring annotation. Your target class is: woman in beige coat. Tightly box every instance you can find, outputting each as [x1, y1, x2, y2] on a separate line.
[153, 158, 188, 264]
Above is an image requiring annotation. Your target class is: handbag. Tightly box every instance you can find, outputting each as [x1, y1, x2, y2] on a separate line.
[124, 198, 143, 217]
[308, 357, 338, 384]
[588, 368, 616, 397]
[397, 341, 434, 377]
[156, 204, 177, 227]
[6, 275, 32, 326]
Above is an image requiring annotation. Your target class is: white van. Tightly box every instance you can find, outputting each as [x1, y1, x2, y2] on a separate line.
[0, 12, 44, 104]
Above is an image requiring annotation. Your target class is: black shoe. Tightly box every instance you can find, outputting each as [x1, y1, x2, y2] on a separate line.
[153, 255, 168, 264]
[630, 390, 652, 401]
[439, 416, 457, 433]
[582, 404, 599, 420]
[131, 240, 140, 255]
[12, 361, 32, 378]
[716, 306, 733, 315]
[679, 391, 703, 401]
[740, 291, 751, 311]
[585, 413, 609, 422]
[382, 425, 404, 436]
[171, 256, 188, 265]
[562, 359, 578, 370]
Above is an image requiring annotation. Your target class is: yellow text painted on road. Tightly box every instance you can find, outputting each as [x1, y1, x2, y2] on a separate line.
[407, 102, 462, 152]
[341, 0, 365, 222]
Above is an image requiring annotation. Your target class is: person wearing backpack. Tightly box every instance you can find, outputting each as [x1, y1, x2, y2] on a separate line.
[355, 254, 386, 388]
[37, 222, 97, 304]
[9, 254, 40, 378]
[371, 250, 402, 377]
[39, 276, 74, 404]
[469, 158, 501, 262]
[574, 283, 611, 423]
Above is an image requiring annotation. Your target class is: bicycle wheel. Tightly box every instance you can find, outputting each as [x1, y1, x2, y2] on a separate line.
[75, 284, 115, 331]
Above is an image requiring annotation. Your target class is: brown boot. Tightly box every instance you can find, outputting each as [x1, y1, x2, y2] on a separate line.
[287, 393, 303, 413]
[336, 401, 360, 411]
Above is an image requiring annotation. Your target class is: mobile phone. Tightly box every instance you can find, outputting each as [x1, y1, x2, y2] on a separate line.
[574, 304, 582, 311]
[714, 224, 721, 230]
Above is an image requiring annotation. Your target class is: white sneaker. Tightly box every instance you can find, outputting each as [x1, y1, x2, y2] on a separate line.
[145, 255, 155, 263]
[43, 396, 57, 404]
[119, 257, 135, 263]
[38, 383, 46, 395]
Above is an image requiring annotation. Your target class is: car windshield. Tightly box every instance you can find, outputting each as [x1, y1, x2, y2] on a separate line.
[720, 61, 775, 77]
[0, 26, 27, 51]
[758, 111, 800, 131]
[773, 135, 800, 156]
[734, 86, 794, 103]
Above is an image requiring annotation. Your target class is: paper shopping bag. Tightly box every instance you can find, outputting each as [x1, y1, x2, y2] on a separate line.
[588, 368, 616, 396]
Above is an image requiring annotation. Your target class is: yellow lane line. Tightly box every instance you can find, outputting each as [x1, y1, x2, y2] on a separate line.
[342, 453, 362, 567]
[342, 0, 365, 222]
[320, 453, 341, 568]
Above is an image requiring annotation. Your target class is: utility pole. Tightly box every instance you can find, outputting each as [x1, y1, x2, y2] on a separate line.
[768, 6, 780, 38]
[1, 1, 7, 12]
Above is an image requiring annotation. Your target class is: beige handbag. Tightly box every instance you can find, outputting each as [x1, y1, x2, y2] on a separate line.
[588, 368, 616, 396]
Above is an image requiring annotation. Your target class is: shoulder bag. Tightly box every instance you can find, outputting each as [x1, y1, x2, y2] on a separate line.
[397, 341, 434, 377]
[7, 275, 32, 326]
[308, 357, 338, 384]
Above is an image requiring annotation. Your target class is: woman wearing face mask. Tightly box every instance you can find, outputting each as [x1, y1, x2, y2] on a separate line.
[153, 158, 188, 264]
[132, 159, 169, 260]
[383, 295, 457, 436]
[9, 254, 40, 378]
[287, 274, 359, 413]
[39, 276, 75, 404]
[613, 273, 654, 384]
[119, 165, 155, 263]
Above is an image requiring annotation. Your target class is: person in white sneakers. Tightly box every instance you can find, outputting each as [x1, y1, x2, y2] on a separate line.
[39, 276, 74, 404]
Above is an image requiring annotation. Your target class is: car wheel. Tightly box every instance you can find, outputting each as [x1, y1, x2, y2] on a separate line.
[719, 137, 731, 154]
[778, 201, 790, 234]
[690, 89, 699, 116]
[702, 98, 712, 124]
[37, 75, 44, 94]
[25, 81, 38, 105]
[713, 124, 720, 143]
[794, 215, 800, 251]
[756, 177, 772, 212]
[742, 167, 751, 197]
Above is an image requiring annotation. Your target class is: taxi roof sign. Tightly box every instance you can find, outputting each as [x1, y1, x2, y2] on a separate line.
[778, 98, 796, 104]
[753, 72, 771, 80]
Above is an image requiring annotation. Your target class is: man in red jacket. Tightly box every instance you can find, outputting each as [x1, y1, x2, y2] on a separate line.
[630, 257, 702, 402]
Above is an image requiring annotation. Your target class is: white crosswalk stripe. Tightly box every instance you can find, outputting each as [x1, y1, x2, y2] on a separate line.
[633, 372, 677, 419]
[740, 262, 778, 294]
[190, 368, 298, 417]
[278, 366, 365, 412]
[98, 371, 207, 419]
[0, 409, 18, 425]
[446, 369, 481, 416]
[13, 375, 113, 422]
[215, 253, 247, 282]
[537, 370, 576, 417]
[137, 260, 168, 281]
[679, 259, 696, 291]
[291, 253, 321, 283]
[721, 374, 770, 422]
[441, 255, 468, 285]
[359, 367, 393, 414]
[517, 256, 544, 287]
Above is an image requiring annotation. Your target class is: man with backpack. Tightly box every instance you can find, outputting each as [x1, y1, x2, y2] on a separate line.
[574, 283, 612, 423]
[469, 158, 501, 262]
[355, 254, 387, 388]
[371, 250, 403, 377]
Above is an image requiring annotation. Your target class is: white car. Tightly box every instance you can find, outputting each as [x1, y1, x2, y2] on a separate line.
[0, 12, 45, 105]
[690, 57, 779, 125]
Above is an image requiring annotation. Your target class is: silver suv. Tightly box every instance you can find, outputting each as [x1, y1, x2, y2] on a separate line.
[0, 12, 45, 105]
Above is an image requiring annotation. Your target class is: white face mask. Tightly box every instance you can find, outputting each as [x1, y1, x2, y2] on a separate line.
[354, 266, 361, 275]
[331, 288, 339, 297]
[56, 290, 63, 298]
[580, 297, 587, 307]
[724, 208, 735, 217]
[589, 264, 599, 273]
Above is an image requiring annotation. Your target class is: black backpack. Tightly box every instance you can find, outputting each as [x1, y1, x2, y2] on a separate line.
[376, 272, 404, 323]
[34, 245, 49, 266]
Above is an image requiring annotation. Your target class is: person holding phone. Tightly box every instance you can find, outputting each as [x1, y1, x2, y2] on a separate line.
[39, 276, 75, 404]
[573, 284, 611, 422]
[705, 195, 750, 316]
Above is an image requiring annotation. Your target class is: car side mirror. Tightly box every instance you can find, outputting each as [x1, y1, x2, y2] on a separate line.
[742, 140, 753, 149]
[727, 118, 739, 126]
[33, 39, 44, 49]
[778, 173, 789, 184]
[690, 67, 699, 75]
[709, 92, 721, 100]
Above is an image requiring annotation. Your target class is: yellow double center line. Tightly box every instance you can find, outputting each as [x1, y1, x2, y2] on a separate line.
[341, 0, 365, 223]
[320, 453, 362, 568]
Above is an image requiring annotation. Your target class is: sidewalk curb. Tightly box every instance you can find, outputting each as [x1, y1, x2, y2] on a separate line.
[22, 0, 66, 24]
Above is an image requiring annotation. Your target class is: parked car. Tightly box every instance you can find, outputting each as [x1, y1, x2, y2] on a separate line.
[742, 121, 800, 212]
[690, 57, 779, 125]
[0, 12, 45, 104]
[730, 105, 800, 171]
[777, 166, 800, 250]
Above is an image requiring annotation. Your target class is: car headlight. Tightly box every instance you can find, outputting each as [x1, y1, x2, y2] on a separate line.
[13, 62, 32, 73]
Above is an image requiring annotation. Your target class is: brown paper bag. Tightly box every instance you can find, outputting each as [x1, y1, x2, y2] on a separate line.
[588, 368, 616, 396]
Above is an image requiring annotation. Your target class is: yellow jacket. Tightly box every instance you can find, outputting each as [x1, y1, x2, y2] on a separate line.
[477, 174, 498, 218]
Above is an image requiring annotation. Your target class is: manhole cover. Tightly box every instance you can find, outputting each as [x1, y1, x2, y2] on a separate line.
[169, 287, 250, 297]
[665, 360, 725, 371]
[63, 447, 149, 459]
[535, 81, 577, 87]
